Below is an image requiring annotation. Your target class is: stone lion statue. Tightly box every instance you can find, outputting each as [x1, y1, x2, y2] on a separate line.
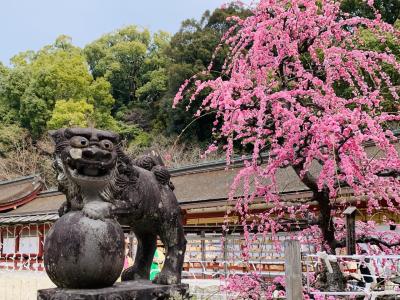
[49, 127, 187, 285]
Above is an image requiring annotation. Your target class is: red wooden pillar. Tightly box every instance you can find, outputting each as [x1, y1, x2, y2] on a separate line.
[36, 223, 45, 271]
[38, 224, 44, 257]
[200, 231, 206, 279]
[14, 225, 21, 270]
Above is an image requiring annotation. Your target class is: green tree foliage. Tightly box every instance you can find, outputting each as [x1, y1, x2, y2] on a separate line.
[336, 1, 400, 112]
[135, 31, 171, 104]
[0, 124, 29, 157]
[84, 27, 171, 136]
[0, 64, 30, 123]
[0, 36, 116, 137]
[341, 0, 400, 24]
[85, 26, 150, 108]
[354, 27, 400, 112]
[0, 63, 6, 78]
[47, 99, 94, 129]
[159, 4, 251, 142]
[2, 3, 400, 164]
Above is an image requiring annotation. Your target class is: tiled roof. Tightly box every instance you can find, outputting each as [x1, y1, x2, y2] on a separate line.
[0, 138, 392, 222]
[0, 213, 58, 224]
[0, 161, 310, 220]
[0, 175, 43, 212]
[172, 163, 310, 204]
[5, 190, 65, 215]
[0, 190, 63, 224]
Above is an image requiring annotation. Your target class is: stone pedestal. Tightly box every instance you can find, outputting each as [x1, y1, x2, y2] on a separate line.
[37, 280, 189, 300]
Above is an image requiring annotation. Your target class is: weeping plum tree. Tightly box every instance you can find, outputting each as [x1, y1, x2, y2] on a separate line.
[175, 0, 400, 295]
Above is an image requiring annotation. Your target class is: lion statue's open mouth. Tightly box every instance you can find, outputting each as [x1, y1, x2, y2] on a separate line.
[66, 153, 116, 180]
[67, 160, 112, 179]
[54, 128, 119, 183]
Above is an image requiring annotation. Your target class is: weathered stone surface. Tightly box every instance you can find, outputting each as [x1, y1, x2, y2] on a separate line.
[49, 128, 187, 286]
[37, 280, 189, 300]
[44, 211, 125, 289]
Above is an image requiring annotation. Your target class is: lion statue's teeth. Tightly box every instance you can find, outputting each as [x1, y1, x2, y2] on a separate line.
[70, 148, 82, 159]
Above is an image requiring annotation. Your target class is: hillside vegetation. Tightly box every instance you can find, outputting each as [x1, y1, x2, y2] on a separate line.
[0, 5, 252, 186]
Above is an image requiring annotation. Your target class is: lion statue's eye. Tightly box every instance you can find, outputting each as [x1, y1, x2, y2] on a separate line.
[70, 136, 89, 148]
[100, 139, 114, 151]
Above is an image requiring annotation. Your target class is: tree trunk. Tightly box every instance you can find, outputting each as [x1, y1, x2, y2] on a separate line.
[314, 261, 346, 292]
[315, 190, 336, 251]
[294, 166, 347, 291]
[314, 190, 346, 291]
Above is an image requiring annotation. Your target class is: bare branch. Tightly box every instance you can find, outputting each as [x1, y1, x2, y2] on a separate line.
[357, 237, 400, 249]
[336, 237, 400, 251]
[375, 169, 400, 177]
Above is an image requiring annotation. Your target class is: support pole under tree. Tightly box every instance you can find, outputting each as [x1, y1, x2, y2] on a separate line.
[284, 240, 303, 300]
[223, 231, 228, 277]
[200, 231, 206, 279]
[344, 206, 357, 255]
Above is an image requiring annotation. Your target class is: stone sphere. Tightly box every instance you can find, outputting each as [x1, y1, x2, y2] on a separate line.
[44, 211, 125, 288]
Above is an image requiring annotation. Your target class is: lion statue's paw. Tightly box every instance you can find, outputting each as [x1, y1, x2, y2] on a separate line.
[152, 270, 180, 285]
[82, 201, 111, 220]
[121, 266, 147, 281]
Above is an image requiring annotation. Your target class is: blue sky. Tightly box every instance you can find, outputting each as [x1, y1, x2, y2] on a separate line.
[0, 0, 248, 64]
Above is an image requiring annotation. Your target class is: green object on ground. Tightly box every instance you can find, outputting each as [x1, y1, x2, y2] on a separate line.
[149, 249, 161, 280]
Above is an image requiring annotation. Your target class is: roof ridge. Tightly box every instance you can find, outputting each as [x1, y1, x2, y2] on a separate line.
[38, 189, 63, 196]
[0, 174, 41, 186]
[0, 210, 59, 217]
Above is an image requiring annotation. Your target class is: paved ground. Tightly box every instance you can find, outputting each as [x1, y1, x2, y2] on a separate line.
[0, 271, 225, 300]
[0, 270, 55, 300]
[183, 279, 227, 299]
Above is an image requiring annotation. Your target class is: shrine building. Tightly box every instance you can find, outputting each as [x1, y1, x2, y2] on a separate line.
[0, 151, 398, 277]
